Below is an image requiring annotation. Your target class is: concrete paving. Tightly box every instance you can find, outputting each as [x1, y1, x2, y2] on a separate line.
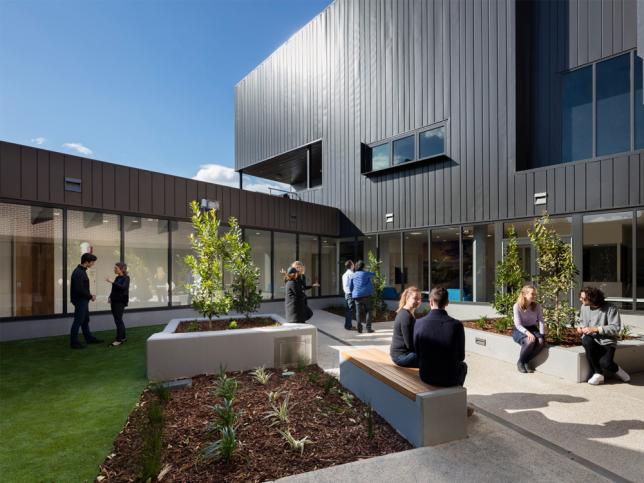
[285, 305, 644, 483]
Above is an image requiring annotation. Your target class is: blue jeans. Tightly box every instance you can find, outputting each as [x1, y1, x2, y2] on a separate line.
[392, 352, 418, 368]
[344, 294, 355, 329]
[354, 297, 373, 331]
[70, 299, 94, 344]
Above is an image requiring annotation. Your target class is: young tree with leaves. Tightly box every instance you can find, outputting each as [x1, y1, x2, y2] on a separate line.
[366, 250, 387, 318]
[493, 226, 529, 327]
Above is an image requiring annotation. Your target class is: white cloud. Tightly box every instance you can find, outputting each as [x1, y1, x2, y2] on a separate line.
[192, 164, 292, 195]
[30, 137, 46, 145]
[62, 142, 93, 156]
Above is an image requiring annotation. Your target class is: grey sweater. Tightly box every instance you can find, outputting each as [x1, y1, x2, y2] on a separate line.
[579, 303, 621, 346]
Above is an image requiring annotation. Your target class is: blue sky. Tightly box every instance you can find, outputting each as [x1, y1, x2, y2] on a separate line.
[0, 0, 331, 188]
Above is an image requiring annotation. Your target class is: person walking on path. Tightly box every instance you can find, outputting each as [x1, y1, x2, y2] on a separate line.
[512, 284, 546, 373]
[291, 261, 320, 296]
[285, 267, 313, 323]
[390, 286, 422, 367]
[349, 260, 376, 333]
[106, 262, 130, 347]
[342, 260, 355, 330]
[70, 253, 102, 349]
[577, 287, 630, 385]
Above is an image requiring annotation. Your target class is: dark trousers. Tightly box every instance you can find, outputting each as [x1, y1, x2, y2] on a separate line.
[354, 297, 373, 331]
[512, 326, 545, 364]
[455, 362, 468, 386]
[344, 294, 355, 329]
[70, 299, 93, 344]
[392, 352, 418, 368]
[111, 302, 127, 341]
[582, 335, 618, 375]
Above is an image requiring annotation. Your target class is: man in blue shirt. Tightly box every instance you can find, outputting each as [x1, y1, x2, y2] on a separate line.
[348, 260, 375, 333]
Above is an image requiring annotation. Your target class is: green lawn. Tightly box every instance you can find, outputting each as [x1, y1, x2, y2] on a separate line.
[0, 324, 164, 482]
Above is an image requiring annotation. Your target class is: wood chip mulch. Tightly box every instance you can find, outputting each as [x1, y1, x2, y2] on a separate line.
[175, 317, 279, 333]
[323, 305, 404, 322]
[98, 366, 411, 482]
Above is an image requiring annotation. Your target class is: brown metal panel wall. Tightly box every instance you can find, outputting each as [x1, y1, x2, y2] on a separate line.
[64, 155, 82, 206]
[92, 161, 103, 208]
[600, 159, 614, 209]
[81, 158, 93, 206]
[129, 169, 139, 213]
[138, 170, 152, 214]
[49, 152, 65, 204]
[185, 180, 198, 218]
[613, 156, 629, 206]
[37, 150, 50, 202]
[151, 172, 165, 216]
[0, 143, 20, 200]
[114, 166, 130, 212]
[164, 176, 175, 218]
[174, 178, 187, 217]
[102, 164, 115, 210]
[20, 147, 38, 201]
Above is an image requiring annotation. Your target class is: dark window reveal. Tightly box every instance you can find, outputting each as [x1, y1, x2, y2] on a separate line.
[561, 65, 592, 163]
[597, 53, 630, 156]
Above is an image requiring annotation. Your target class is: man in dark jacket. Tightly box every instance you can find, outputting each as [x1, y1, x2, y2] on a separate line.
[70, 253, 102, 348]
[413, 287, 467, 387]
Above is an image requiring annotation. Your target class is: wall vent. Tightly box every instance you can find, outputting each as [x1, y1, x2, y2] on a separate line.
[534, 192, 547, 206]
[64, 177, 82, 192]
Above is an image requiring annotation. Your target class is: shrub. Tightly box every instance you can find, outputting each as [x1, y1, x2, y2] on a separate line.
[365, 404, 374, 439]
[210, 398, 238, 430]
[228, 320, 238, 330]
[493, 225, 528, 321]
[215, 374, 238, 401]
[265, 392, 291, 427]
[203, 426, 237, 462]
[150, 383, 171, 402]
[366, 250, 388, 318]
[278, 429, 311, 455]
[619, 324, 633, 340]
[475, 315, 488, 330]
[494, 317, 511, 333]
[139, 400, 164, 481]
[250, 366, 272, 385]
[185, 321, 201, 332]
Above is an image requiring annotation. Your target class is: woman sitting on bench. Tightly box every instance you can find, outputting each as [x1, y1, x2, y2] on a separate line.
[390, 286, 422, 367]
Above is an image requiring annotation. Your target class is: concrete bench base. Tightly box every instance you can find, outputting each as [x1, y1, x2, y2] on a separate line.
[339, 350, 467, 447]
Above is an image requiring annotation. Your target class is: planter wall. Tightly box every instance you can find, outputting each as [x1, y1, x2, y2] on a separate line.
[464, 327, 644, 383]
[147, 314, 317, 381]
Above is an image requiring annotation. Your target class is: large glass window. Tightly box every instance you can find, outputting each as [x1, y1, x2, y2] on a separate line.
[635, 54, 644, 149]
[562, 65, 592, 162]
[67, 210, 120, 312]
[419, 126, 446, 159]
[299, 235, 320, 297]
[597, 53, 630, 156]
[273, 232, 296, 299]
[462, 225, 496, 302]
[403, 231, 428, 293]
[379, 233, 402, 298]
[321, 237, 338, 295]
[359, 235, 378, 263]
[0, 203, 63, 317]
[246, 229, 272, 299]
[637, 211, 644, 310]
[431, 227, 460, 301]
[371, 144, 390, 171]
[171, 221, 194, 306]
[124, 217, 168, 308]
[393, 136, 415, 165]
[583, 212, 633, 310]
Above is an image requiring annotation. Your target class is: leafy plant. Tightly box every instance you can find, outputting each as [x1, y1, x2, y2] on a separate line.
[215, 374, 238, 401]
[267, 389, 284, 405]
[264, 392, 291, 427]
[278, 429, 312, 456]
[210, 398, 238, 430]
[203, 426, 237, 462]
[494, 317, 511, 333]
[619, 324, 633, 340]
[475, 315, 489, 330]
[365, 404, 374, 439]
[184, 201, 232, 321]
[296, 356, 310, 372]
[228, 320, 238, 330]
[366, 250, 388, 318]
[493, 225, 529, 321]
[251, 366, 272, 385]
[322, 375, 336, 395]
[184, 321, 202, 332]
[150, 383, 171, 402]
[222, 217, 263, 319]
[528, 214, 578, 343]
[340, 391, 355, 408]
[140, 400, 164, 481]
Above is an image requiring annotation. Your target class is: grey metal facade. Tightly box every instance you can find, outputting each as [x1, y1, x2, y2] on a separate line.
[235, 0, 644, 234]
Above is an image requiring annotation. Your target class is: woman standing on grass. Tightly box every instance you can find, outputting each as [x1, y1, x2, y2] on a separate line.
[284, 267, 313, 323]
[512, 284, 546, 373]
[390, 286, 422, 367]
[106, 262, 130, 346]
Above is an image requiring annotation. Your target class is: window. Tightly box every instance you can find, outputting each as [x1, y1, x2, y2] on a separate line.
[431, 228, 460, 301]
[246, 230, 272, 299]
[321, 238, 337, 295]
[597, 54, 630, 156]
[273, 232, 296, 299]
[461, 225, 495, 302]
[67, 210, 120, 312]
[371, 144, 390, 170]
[635, 54, 644, 149]
[171, 221, 194, 306]
[419, 126, 446, 159]
[379, 233, 402, 297]
[124, 217, 169, 308]
[299, 235, 320, 297]
[562, 65, 593, 163]
[393, 136, 415, 165]
[0, 203, 63, 317]
[637, 211, 644, 310]
[403, 231, 428, 292]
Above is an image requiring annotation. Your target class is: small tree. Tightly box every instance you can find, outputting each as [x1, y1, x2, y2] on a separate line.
[528, 214, 578, 342]
[366, 250, 387, 318]
[493, 225, 528, 325]
[223, 217, 262, 319]
[184, 201, 232, 322]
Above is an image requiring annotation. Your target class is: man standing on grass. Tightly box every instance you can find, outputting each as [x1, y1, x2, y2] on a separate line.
[70, 253, 103, 349]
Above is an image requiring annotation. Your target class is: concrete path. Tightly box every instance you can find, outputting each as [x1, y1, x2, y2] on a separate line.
[285, 306, 644, 483]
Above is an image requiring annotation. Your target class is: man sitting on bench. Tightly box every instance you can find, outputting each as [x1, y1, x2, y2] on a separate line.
[413, 287, 467, 387]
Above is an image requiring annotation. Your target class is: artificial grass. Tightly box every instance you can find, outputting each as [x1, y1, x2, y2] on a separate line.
[0, 324, 164, 483]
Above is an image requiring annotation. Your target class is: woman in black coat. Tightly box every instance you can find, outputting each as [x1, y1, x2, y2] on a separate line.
[106, 262, 130, 346]
[284, 267, 313, 323]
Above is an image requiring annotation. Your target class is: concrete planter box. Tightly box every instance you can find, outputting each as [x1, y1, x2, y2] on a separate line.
[464, 327, 644, 383]
[147, 314, 317, 382]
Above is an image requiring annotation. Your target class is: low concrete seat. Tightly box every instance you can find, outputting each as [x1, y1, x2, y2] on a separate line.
[339, 347, 467, 447]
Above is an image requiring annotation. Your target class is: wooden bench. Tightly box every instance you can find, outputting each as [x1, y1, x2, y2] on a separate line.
[339, 347, 467, 447]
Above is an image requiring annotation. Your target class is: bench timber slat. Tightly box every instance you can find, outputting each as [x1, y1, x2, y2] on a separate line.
[339, 346, 467, 447]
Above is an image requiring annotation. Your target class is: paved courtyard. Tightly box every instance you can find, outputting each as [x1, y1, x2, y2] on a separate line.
[277, 306, 644, 483]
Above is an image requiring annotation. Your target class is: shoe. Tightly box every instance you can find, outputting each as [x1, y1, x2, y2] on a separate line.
[517, 362, 528, 373]
[615, 366, 631, 383]
[467, 405, 475, 417]
[86, 338, 104, 344]
[110, 340, 123, 347]
[70, 343, 85, 349]
[357, 326, 363, 334]
[587, 373, 605, 385]
[367, 328, 375, 333]
[523, 363, 534, 373]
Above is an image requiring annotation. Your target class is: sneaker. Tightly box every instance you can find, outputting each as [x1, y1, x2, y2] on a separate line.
[588, 373, 605, 385]
[357, 326, 363, 334]
[523, 363, 535, 373]
[517, 362, 528, 374]
[467, 405, 475, 417]
[367, 328, 375, 333]
[86, 338, 104, 344]
[70, 343, 85, 349]
[615, 366, 631, 383]
[110, 340, 123, 347]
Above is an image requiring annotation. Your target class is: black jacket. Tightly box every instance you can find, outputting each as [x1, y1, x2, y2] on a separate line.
[285, 279, 311, 323]
[390, 309, 415, 358]
[70, 265, 92, 305]
[109, 275, 130, 306]
[413, 309, 465, 386]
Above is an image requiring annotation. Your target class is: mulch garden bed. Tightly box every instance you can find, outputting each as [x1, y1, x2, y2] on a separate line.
[98, 366, 411, 482]
[323, 305, 429, 323]
[175, 318, 279, 333]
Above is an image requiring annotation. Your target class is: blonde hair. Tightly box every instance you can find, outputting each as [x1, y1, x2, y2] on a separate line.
[291, 261, 305, 274]
[397, 286, 421, 313]
[517, 284, 537, 311]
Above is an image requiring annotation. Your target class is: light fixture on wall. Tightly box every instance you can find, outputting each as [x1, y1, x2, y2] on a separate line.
[385, 213, 394, 223]
[534, 192, 547, 205]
